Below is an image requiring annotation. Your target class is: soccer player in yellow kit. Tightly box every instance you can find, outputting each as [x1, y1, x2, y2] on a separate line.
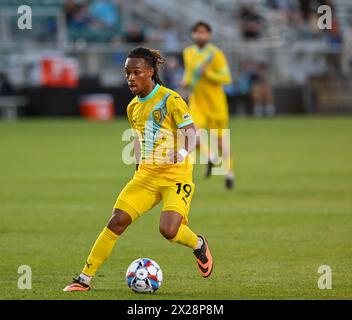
[63, 48, 213, 292]
[183, 22, 235, 189]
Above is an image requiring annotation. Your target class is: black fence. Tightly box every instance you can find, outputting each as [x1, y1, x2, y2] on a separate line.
[15, 85, 312, 118]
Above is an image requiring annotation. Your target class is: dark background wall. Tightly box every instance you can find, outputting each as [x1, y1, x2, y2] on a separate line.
[21, 85, 309, 118]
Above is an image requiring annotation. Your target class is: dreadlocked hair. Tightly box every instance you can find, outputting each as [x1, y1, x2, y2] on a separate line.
[127, 47, 166, 85]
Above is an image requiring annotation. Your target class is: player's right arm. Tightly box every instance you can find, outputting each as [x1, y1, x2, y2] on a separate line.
[133, 135, 141, 170]
[126, 102, 141, 170]
[181, 48, 192, 89]
[203, 50, 232, 85]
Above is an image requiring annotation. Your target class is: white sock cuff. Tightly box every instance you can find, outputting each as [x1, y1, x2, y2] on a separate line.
[79, 273, 92, 285]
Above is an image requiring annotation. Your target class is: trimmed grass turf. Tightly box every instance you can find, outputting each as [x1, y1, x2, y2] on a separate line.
[0, 116, 351, 300]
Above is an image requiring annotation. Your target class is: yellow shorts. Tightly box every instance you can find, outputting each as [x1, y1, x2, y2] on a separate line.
[114, 169, 195, 224]
[191, 108, 228, 133]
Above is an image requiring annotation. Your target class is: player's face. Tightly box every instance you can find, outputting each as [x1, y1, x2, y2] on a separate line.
[125, 58, 154, 96]
[192, 26, 211, 47]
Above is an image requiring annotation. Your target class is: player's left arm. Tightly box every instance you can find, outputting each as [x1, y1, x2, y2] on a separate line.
[203, 50, 232, 85]
[167, 95, 196, 163]
[169, 122, 197, 163]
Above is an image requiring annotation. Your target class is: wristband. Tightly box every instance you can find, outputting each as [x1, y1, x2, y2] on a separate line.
[178, 148, 188, 159]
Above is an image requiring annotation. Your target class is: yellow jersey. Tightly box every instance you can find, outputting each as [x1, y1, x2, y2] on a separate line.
[183, 43, 232, 123]
[126, 84, 194, 180]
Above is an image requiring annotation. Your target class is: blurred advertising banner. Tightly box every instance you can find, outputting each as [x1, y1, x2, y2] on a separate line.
[41, 56, 79, 88]
[79, 93, 115, 121]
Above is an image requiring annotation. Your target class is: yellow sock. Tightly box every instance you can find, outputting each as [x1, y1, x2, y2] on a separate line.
[170, 224, 198, 250]
[82, 227, 119, 277]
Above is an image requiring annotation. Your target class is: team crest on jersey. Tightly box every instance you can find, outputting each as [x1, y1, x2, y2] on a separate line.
[153, 110, 161, 122]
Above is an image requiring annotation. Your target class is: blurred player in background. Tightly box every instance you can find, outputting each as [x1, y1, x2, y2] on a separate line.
[182, 22, 235, 189]
[63, 47, 213, 292]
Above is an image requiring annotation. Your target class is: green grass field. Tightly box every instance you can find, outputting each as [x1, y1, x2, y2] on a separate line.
[0, 116, 351, 300]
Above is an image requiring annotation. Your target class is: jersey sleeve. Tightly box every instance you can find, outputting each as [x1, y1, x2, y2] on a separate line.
[204, 50, 232, 85]
[167, 94, 194, 128]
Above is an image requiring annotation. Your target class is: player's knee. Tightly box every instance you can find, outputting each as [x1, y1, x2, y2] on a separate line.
[107, 209, 132, 235]
[159, 223, 179, 240]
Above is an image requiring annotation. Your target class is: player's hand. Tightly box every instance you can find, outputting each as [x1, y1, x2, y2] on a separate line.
[181, 81, 189, 89]
[167, 150, 185, 164]
[200, 64, 208, 76]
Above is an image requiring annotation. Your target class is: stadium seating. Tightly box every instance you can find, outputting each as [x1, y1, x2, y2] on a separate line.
[0, 0, 351, 115]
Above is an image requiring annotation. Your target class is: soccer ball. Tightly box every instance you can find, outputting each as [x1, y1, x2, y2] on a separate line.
[126, 258, 163, 293]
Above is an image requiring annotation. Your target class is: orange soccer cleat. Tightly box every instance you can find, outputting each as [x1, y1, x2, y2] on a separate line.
[63, 277, 91, 292]
[193, 235, 213, 278]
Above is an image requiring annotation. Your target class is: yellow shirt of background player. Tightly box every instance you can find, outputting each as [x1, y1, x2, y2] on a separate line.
[126, 84, 194, 181]
[183, 43, 232, 124]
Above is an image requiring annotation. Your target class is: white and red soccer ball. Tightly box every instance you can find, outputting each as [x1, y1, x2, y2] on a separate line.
[126, 258, 163, 293]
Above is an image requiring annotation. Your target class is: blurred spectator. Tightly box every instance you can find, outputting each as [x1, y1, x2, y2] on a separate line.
[251, 63, 276, 117]
[296, 0, 335, 38]
[233, 59, 275, 116]
[233, 59, 258, 115]
[325, 14, 343, 74]
[123, 24, 146, 44]
[89, 0, 119, 30]
[298, 0, 314, 22]
[326, 16, 342, 49]
[64, 0, 81, 25]
[67, 1, 91, 30]
[0, 72, 14, 96]
[156, 21, 181, 52]
[163, 55, 184, 92]
[342, 23, 352, 74]
[266, 0, 338, 40]
[267, 0, 301, 28]
[239, 3, 264, 40]
[298, 0, 334, 22]
[65, 0, 120, 43]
